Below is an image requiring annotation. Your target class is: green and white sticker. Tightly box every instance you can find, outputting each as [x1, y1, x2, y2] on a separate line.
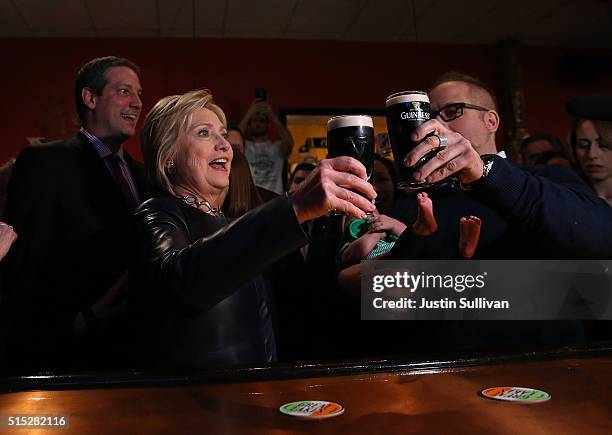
[481, 387, 551, 403]
[279, 401, 344, 418]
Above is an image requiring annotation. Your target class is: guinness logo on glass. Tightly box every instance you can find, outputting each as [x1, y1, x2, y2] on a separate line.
[385, 91, 432, 190]
[400, 110, 431, 121]
[385, 90, 459, 191]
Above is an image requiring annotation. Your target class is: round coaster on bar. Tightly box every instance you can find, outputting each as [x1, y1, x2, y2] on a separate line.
[279, 401, 345, 419]
[480, 387, 551, 403]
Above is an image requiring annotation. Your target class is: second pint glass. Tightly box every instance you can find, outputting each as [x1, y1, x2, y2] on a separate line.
[327, 115, 375, 179]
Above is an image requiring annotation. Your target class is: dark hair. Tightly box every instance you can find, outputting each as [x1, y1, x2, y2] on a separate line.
[372, 154, 400, 215]
[534, 151, 570, 165]
[227, 124, 245, 142]
[519, 134, 563, 153]
[223, 148, 263, 218]
[431, 71, 498, 111]
[568, 118, 610, 184]
[249, 111, 270, 122]
[374, 154, 397, 189]
[569, 118, 592, 183]
[569, 118, 589, 158]
[75, 56, 141, 124]
[290, 162, 316, 183]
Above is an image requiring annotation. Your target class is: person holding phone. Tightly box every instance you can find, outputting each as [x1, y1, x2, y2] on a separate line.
[239, 90, 294, 195]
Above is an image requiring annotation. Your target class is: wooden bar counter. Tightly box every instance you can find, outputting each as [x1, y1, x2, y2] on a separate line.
[0, 345, 611, 434]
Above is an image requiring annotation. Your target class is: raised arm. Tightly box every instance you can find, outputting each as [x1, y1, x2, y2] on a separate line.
[133, 157, 377, 313]
[405, 119, 612, 259]
[470, 156, 612, 258]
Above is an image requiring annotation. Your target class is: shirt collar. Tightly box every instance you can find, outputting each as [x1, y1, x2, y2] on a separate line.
[497, 150, 507, 159]
[80, 127, 125, 162]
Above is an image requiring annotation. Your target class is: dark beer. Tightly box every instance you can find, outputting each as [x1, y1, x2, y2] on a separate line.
[385, 91, 438, 190]
[327, 115, 375, 179]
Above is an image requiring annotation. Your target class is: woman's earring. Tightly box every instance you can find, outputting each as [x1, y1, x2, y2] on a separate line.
[166, 160, 176, 175]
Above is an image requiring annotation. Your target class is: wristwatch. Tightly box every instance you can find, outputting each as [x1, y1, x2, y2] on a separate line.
[461, 154, 497, 190]
[480, 154, 497, 180]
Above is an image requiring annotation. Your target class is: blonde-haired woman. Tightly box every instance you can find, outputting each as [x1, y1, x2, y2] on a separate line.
[131, 89, 376, 368]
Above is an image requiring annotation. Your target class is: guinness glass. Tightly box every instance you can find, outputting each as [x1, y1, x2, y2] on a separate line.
[327, 115, 375, 179]
[385, 91, 444, 191]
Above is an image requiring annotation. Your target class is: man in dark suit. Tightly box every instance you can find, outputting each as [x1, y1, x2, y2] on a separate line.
[1, 56, 149, 371]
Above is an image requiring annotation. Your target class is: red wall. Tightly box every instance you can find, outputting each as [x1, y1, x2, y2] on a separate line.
[0, 38, 610, 163]
[522, 46, 612, 140]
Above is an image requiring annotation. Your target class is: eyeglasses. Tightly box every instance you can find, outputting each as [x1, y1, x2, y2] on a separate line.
[432, 102, 490, 122]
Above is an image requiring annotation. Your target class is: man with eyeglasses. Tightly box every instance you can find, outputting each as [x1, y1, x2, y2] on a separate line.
[392, 71, 612, 260]
[381, 73, 612, 353]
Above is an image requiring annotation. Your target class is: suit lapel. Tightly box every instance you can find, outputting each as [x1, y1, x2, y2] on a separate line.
[70, 133, 130, 219]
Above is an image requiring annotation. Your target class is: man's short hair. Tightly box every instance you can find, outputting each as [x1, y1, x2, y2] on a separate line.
[519, 134, 563, 153]
[75, 56, 141, 124]
[431, 71, 498, 111]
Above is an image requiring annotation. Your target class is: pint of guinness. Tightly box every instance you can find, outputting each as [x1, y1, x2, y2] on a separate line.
[385, 91, 437, 190]
[327, 115, 375, 179]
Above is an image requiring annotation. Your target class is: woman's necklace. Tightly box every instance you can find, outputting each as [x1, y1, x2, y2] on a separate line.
[176, 193, 225, 217]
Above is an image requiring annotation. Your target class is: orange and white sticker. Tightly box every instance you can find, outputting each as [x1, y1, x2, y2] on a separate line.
[279, 401, 345, 418]
[481, 387, 551, 403]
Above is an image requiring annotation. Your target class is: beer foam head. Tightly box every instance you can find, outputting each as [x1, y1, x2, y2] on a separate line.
[327, 115, 374, 130]
[385, 91, 429, 107]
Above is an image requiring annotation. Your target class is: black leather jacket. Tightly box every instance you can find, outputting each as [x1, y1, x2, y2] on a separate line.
[129, 195, 307, 368]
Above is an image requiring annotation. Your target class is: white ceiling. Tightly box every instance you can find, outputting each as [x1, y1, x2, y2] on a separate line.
[1, 0, 611, 45]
